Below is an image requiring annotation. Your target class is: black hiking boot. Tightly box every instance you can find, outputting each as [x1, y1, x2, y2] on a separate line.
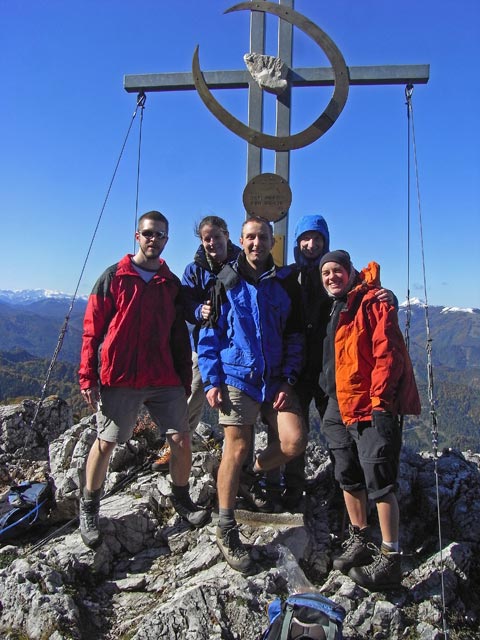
[216, 525, 256, 575]
[170, 494, 211, 528]
[282, 487, 304, 513]
[332, 524, 374, 574]
[348, 546, 402, 591]
[79, 497, 103, 549]
[237, 464, 267, 511]
[262, 489, 284, 513]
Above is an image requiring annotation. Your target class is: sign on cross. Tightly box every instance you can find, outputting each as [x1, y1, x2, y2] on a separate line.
[124, 0, 429, 264]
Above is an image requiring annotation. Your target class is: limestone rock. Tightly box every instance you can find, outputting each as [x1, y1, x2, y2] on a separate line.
[0, 399, 479, 639]
[244, 52, 289, 95]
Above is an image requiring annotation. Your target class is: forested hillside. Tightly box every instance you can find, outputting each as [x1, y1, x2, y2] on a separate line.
[0, 348, 85, 419]
[0, 293, 479, 451]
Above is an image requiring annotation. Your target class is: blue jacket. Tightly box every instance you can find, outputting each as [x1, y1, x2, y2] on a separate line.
[181, 240, 241, 350]
[197, 253, 304, 403]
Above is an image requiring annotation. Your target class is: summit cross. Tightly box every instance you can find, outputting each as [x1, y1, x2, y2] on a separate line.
[124, 0, 429, 263]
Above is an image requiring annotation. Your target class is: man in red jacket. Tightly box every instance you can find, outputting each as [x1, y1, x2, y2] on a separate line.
[78, 210, 210, 548]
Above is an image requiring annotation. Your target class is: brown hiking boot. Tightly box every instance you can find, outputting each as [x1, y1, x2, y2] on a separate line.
[332, 524, 374, 574]
[216, 525, 256, 575]
[79, 497, 103, 549]
[348, 546, 402, 591]
[151, 444, 171, 472]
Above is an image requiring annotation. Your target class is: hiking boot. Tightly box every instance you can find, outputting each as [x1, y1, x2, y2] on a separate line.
[79, 497, 103, 549]
[348, 546, 402, 591]
[282, 487, 304, 513]
[216, 525, 256, 575]
[332, 525, 374, 574]
[248, 487, 283, 513]
[170, 494, 211, 528]
[237, 480, 275, 512]
[262, 489, 284, 514]
[237, 465, 267, 511]
[151, 444, 171, 472]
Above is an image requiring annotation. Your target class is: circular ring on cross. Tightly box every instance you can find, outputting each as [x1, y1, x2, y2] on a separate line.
[192, 1, 350, 151]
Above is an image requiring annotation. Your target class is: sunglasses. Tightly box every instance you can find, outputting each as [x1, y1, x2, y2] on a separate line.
[139, 229, 168, 240]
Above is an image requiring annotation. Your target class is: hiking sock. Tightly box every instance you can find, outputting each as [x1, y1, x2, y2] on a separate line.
[83, 487, 102, 501]
[171, 483, 193, 508]
[219, 508, 236, 532]
[381, 541, 399, 553]
[171, 483, 206, 512]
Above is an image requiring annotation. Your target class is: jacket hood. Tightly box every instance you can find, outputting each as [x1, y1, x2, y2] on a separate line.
[293, 214, 330, 268]
[342, 261, 381, 302]
[358, 261, 381, 288]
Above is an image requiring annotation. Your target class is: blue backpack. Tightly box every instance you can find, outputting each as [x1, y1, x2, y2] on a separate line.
[262, 592, 346, 640]
[0, 480, 54, 542]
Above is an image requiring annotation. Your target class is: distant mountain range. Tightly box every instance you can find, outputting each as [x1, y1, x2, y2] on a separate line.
[0, 289, 479, 449]
[0, 289, 87, 363]
[0, 289, 88, 305]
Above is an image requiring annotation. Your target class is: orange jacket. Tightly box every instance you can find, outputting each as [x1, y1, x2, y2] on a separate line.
[334, 262, 421, 425]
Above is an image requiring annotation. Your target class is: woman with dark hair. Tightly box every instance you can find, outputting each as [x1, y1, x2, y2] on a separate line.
[151, 215, 241, 471]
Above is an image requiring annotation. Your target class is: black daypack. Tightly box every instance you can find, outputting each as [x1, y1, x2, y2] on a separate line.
[262, 592, 346, 640]
[0, 480, 54, 543]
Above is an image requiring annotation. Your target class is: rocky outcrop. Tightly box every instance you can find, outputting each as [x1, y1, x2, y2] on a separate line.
[0, 396, 72, 487]
[0, 401, 479, 639]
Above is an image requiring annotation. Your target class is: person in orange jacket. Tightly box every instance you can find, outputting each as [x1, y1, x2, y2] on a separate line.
[319, 250, 421, 591]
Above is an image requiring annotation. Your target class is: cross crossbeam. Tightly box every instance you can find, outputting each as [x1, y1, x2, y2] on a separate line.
[124, 64, 429, 93]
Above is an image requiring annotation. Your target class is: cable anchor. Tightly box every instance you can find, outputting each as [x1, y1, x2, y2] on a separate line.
[405, 83, 414, 115]
[137, 91, 146, 109]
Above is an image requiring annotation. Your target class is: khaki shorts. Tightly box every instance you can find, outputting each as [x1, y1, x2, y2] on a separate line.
[217, 384, 302, 427]
[96, 386, 188, 443]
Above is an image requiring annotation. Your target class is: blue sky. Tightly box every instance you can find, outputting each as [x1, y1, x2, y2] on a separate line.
[1, 0, 479, 309]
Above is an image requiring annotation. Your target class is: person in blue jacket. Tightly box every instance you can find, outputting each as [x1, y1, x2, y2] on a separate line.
[197, 216, 307, 574]
[151, 215, 241, 471]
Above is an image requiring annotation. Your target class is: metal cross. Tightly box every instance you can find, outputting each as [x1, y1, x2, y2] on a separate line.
[124, 0, 429, 264]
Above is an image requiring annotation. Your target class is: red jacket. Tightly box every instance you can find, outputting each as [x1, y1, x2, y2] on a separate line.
[79, 255, 192, 393]
[335, 262, 421, 425]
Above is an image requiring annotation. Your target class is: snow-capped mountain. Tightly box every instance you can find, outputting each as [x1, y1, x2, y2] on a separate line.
[0, 289, 84, 305]
[399, 297, 478, 315]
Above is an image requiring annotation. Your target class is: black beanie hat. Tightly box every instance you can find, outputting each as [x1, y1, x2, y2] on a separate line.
[319, 250, 352, 273]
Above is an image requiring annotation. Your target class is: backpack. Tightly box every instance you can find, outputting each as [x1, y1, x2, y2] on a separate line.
[262, 592, 346, 640]
[0, 480, 54, 543]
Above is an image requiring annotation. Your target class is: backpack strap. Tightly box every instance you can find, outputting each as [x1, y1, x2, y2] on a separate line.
[202, 264, 240, 328]
[279, 603, 295, 640]
[327, 618, 339, 639]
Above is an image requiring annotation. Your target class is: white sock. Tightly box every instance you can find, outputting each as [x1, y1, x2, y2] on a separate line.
[382, 540, 399, 553]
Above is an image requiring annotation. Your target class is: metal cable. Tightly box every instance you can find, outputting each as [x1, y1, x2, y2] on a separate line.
[133, 92, 146, 251]
[404, 84, 413, 351]
[406, 85, 449, 639]
[24, 93, 147, 447]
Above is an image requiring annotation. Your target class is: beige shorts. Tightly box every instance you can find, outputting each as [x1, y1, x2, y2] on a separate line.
[96, 386, 188, 443]
[217, 384, 302, 427]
